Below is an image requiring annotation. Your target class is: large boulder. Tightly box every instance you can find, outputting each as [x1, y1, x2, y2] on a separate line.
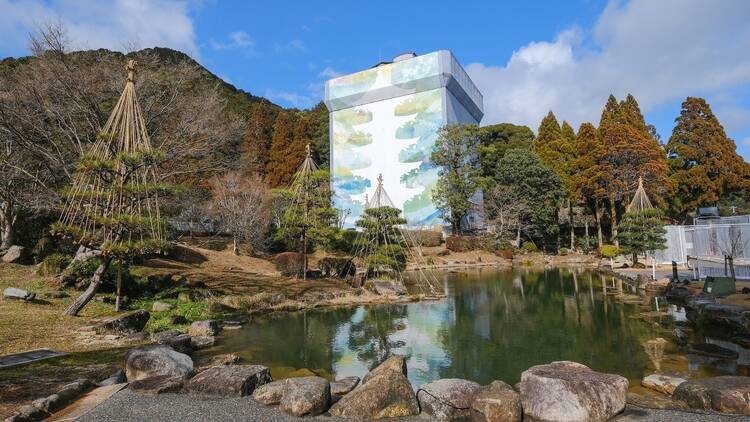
[188, 320, 220, 337]
[331, 376, 360, 395]
[3, 287, 35, 301]
[369, 279, 407, 296]
[251, 377, 331, 417]
[519, 361, 628, 422]
[2, 245, 27, 263]
[280, 377, 331, 417]
[152, 301, 175, 312]
[689, 343, 739, 360]
[98, 309, 150, 334]
[190, 335, 216, 350]
[686, 302, 750, 335]
[328, 356, 419, 419]
[641, 374, 686, 395]
[187, 365, 271, 397]
[417, 378, 481, 421]
[672, 376, 750, 414]
[124, 345, 194, 381]
[470, 380, 522, 422]
[362, 355, 407, 384]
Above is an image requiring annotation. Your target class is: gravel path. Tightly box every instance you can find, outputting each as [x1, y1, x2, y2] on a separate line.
[78, 390, 747, 422]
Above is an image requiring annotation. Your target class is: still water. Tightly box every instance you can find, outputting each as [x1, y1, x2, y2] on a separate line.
[211, 268, 716, 387]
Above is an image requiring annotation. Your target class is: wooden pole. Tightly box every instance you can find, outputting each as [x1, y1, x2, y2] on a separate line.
[115, 260, 123, 312]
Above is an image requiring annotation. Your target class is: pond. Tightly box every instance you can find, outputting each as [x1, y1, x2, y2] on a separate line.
[210, 267, 748, 387]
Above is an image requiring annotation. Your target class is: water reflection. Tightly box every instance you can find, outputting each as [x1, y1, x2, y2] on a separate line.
[213, 268, 696, 387]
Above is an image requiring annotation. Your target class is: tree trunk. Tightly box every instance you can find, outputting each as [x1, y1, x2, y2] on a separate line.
[0, 202, 14, 251]
[63, 258, 111, 316]
[608, 194, 619, 248]
[632, 253, 638, 266]
[115, 261, 123, 312]
[569, 200, 575, 250]
[584, 220, 590, 252]
[594, 201, 603, 248]
[516, 227, 521, 247]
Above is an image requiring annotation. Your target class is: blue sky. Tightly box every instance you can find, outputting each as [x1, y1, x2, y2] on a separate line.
[2, 0, 749, 159]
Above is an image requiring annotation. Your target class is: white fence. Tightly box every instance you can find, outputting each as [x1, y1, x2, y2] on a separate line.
[655, 220, 750, 280]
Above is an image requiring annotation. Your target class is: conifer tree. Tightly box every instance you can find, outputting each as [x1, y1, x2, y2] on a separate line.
[572, 122, 607, 247]
[241, 102, 279, 176]
[534, 112, 576, 249]
[52, 60, 170, 316]
[355, 206, 407, 277]
[599, 95, 621, 132]
[618, 94, 651, 139]
[266, 110, 303, 188]
[276, 145, 337, 277]
[665, 97, 750, 219]
[617, 209, 666, 266]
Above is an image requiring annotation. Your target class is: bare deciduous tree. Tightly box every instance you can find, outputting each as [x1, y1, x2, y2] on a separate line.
[207, 172, 271, 255]
[485, 185, 529, 246]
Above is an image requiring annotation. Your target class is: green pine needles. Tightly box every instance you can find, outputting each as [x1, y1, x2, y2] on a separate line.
[355, 206, 407, 277]
[617, 209, 667, 265]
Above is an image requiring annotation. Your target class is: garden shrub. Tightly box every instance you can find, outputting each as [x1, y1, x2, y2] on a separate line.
[446, 236, 482, 252]
[319, 257, 356, 278]
[329, 229, 358, 254]
[521, 241, 538, 252]
[600, 244, 619, 258]
[494, 248, 514, 260]
[402, 230, 442, 247]
[559, 247, 569, 256]
[37, 253, 72, 276]
[275, 252, 304, 276]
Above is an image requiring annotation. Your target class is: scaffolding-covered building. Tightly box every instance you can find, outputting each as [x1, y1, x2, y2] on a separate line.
[323, 50, 484, 229]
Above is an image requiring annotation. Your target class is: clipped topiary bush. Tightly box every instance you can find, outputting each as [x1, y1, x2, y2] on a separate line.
[600, 244, 619, 258]
[521, 241, 538, 253]
[446, 236, 482, 252]
[319, 257, 356, 278]
[275, 252, 304, 276]
[403, 230, 443, 247]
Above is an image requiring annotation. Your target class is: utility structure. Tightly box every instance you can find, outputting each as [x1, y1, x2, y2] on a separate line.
[54, 60, 167, 315]
[324, 50, 484, 230]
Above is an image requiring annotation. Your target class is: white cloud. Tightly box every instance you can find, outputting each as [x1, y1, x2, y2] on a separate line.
[318, 66, 342, 79]
[265, 88, 315, 109]
[0, 0, 199, 57]
[275, 39, 307, 54]
[466, 0, 750, 136]
[210, 31, 256, 55]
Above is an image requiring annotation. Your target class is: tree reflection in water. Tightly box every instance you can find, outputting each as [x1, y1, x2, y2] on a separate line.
[211, 268, 673, 387]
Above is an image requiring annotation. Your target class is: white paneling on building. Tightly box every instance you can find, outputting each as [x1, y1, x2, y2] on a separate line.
[323, 50, 484, 230]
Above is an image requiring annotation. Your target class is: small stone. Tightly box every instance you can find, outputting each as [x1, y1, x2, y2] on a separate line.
[130, 375, 184, 395]
[330, 376, 360, 395]
[641, 374, 686, 395]
[470, 380, 522, 422]
[190, 335, 216, 350]
[417, 378, 481, 421]
[177, 291, 193, 303]
[188, 320, 219, 336]
[152, 301, 175, 312]
[187, 365, 271, 397]
[170, 315, 188, 325]
[99, 370, 126, 386]
[2, 245, 27, 263]
[3, 287, 35, 301]
[18, 403, 47, 420]
[689, 343, 739, 360]
[97, 309, 150, 334]
[103, 334, 120, 341]
[210, 353, 240, 366]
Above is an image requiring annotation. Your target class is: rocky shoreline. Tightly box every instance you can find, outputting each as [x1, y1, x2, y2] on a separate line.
[6, 338, 750, 421]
